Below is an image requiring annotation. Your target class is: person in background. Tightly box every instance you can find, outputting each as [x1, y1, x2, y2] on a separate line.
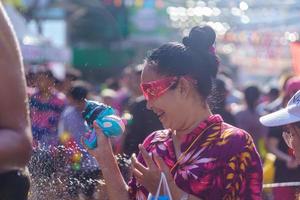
[87, 26, 262, 200]
[235, 85, 268, 152]
[29, 67, 66, 147]
[268, 88, 280, 103]
[114, 68, 132, 114]
[257, 87, 280, 116]
[0, 3, 32, 199]
[211, 77, 236, 126]
[62, 68, 82, 98]
[58, 81, 100, 200]
[264, 72, 294, 114]
[263, 78, 300, 200]
[122, 64, 163, 156]
[260, 90, 300, 164]
[100, 88, 117, 110]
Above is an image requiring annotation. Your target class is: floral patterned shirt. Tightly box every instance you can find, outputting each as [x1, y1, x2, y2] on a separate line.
[128, 115, 263, 200]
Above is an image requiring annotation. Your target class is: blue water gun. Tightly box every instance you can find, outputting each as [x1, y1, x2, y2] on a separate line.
[82, 100, 125, 149]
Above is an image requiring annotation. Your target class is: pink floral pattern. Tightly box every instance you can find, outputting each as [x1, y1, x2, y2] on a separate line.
[128, 115, 263, 200]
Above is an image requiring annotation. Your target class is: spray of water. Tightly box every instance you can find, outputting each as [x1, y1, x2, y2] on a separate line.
[27, 143, 131, 200]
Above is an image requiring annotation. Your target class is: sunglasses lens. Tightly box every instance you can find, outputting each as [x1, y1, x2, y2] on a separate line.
[140, 84, 149, 100]
[140, 77, 178, 100]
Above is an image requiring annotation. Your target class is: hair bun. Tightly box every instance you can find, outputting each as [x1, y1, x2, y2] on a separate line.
[183, 26, 216, 52]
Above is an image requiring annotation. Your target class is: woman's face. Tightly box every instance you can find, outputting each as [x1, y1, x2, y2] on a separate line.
[283, 123, 300, 163]
[141, 64, 189, 130]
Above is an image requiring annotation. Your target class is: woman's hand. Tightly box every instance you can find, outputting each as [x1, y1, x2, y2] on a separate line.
[82, 121, 114, 164]
[131, 144, 175, 195]
[82, 121, 130, 200]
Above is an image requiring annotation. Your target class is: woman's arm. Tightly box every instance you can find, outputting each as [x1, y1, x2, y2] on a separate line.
[0, 2, 32, 172]
[88, 123, 129, 200]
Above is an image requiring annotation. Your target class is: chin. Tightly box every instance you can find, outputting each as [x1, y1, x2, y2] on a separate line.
[161, 122, 169, 129]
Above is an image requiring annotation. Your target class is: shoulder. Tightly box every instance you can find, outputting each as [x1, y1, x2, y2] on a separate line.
[61, 106, 76, 117]
[54, 91, 66, 101]
[51, 91, 66, 105]
[219, 123, 254, 152]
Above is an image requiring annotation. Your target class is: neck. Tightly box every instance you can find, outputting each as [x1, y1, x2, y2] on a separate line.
[174, 103, 212, 139]
[39, 89, 51, 98]
[74, 101, 85, 112]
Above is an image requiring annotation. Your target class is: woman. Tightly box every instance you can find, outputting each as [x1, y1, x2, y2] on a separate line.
[88, 26, 263, 200]
[263, 78, 300, 200]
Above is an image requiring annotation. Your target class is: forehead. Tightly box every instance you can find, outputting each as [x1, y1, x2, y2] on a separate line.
[141, 64, 165, 83]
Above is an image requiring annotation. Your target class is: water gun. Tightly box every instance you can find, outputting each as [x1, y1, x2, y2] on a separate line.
[82, 100, 125, 149]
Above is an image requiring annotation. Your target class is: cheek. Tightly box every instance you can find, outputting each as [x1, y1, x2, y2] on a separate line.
[292, 136, 300, 148]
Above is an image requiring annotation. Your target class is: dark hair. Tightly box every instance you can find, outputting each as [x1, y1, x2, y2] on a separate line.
[69, 81, 89, 101]
[213, 78, 227, 107]
[146, 26, 219, 100]
[268, 87, 279, 99]
[37, 70, 54, 80]
[244, 86, 260, 112]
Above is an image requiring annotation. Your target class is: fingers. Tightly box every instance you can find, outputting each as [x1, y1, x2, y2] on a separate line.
[132, 167, 143, 179]
[131, 153, 148, 173]
[93, 121, 104, 136]
[131, 153, 148, 186]
[153, 153, 172, 179]
[93, 121, 110, 145]
[138, 144, 156, 169]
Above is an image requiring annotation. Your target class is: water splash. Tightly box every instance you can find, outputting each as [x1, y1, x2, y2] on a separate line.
[27, 144, 131, 200]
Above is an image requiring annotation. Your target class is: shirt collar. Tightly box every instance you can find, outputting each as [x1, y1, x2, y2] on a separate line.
[179, 114, 223, 146]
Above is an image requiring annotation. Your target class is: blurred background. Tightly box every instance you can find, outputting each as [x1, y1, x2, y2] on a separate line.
[2, 1, 300, 199]
[2, 0, 300, 86]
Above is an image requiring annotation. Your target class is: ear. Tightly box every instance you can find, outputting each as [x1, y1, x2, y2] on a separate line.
[177, 77, 192, 97]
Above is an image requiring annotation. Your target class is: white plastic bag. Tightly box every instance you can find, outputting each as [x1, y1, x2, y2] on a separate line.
[147, 172, 173, 200]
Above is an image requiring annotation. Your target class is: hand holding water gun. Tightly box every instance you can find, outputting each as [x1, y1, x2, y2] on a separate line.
[82, 100, 125, 149]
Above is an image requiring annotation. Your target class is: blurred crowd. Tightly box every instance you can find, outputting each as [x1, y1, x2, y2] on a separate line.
[25, 64, 164, 200]
[1, 1, 300, 199]
[24, 61, 300, 200]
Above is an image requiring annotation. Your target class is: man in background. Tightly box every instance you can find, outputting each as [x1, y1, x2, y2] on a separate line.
[58, 81, 100, 200]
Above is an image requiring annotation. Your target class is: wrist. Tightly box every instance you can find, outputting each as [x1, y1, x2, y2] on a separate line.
[95, 149, 114, 164]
